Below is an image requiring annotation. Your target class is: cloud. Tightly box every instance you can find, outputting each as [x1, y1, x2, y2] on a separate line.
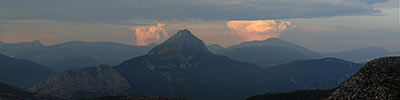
[0, 0, 389, 21]
[226, 20, 292, 42]
[131, 23, 169, 46]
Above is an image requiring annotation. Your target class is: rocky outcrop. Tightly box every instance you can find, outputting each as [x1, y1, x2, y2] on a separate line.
[0, 82, 59, 100]
[325, 56, 400, 100]
[29, 65, 131, 99]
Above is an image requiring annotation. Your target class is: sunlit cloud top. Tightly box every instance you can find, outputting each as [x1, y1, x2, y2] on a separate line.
[227, 20, 292, 42]
[131, 23, 169, 46]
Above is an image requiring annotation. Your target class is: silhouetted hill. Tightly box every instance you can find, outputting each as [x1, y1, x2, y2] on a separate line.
[0, 53, 56, 88]
[217, 38, 324, 68]
[0, 41, 155, 72]
[115, 29, 261, 100]
[325, 56, 400, 100]
[30, 65, 131, 99]
[245, 90, 331, 100]
[260, 58, 363, 93]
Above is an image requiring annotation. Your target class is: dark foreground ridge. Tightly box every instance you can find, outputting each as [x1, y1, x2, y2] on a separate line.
[80, 96, 187, 100]
[245, 90, 331, 100]
[326, 56, 400, 100]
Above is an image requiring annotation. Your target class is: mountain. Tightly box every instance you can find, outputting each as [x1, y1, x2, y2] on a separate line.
[0, 53, 56, 88]
[216, 38, 324, 68]
[207, 44, 224, 53]
[245, 90, 331, 100]
[328, 47, 391, 63]
[0, 41, 155, 72]
[260, 58, 363, 93]
[0, 82, 59, 100]
[115, 29, 261, 100]
[325, 56, 400, 100]
[29, 65, 132, 99]
[0, 40, 48, 59]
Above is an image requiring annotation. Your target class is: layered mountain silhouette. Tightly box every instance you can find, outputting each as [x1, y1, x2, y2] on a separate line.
[25, 29, 372, 100]
[325, 56, 400, 100]
[216, 38, 324, 68]
[0, 53, 55, 87]
[260, 58, 363, 93]
[30, 65, 132, 99]
[0, 41, 155, 72]
[115, 29, 261, 100]
[216, 38, 394, 68]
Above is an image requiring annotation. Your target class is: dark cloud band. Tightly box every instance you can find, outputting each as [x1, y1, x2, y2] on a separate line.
[0, 0, 389, 21]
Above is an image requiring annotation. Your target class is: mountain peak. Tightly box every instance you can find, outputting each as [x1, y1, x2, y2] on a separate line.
[147, 29, 211, 57]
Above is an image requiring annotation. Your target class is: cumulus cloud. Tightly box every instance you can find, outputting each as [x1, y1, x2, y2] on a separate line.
[0, 0, 389, 21]
[131, 23, 169, 46]
[226, 20, 292, 42]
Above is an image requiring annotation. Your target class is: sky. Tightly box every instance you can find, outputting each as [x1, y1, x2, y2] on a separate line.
[0, 0, 399, 53]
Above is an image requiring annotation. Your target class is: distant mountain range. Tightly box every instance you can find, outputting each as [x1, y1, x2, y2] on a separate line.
[21, 29, 373, 100]
[0, 53, 55, 88]
[0, 41, 155, 72]
[327, 47, 392, 62]
[0, 34, 395, 71]
[216, 38, 395, 68]
[216, 38, 324, 68]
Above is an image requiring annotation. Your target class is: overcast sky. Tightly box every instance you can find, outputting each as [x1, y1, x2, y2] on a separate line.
[0, 0, 399, 52]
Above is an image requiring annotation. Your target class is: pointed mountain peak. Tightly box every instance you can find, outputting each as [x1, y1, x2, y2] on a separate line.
[147, 29, 211, 57]
[167, 29, 199, 41]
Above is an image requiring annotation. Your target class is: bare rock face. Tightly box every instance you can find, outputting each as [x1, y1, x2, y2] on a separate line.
[325, 57, 400, 100]
[29, 65, 131, 99]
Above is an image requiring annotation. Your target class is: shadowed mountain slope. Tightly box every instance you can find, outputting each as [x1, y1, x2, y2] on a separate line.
[0, 53, 56, 88]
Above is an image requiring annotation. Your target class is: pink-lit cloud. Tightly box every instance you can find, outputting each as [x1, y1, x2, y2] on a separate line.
[131, 23, 169, 46]
[226, 20, 292, 42]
